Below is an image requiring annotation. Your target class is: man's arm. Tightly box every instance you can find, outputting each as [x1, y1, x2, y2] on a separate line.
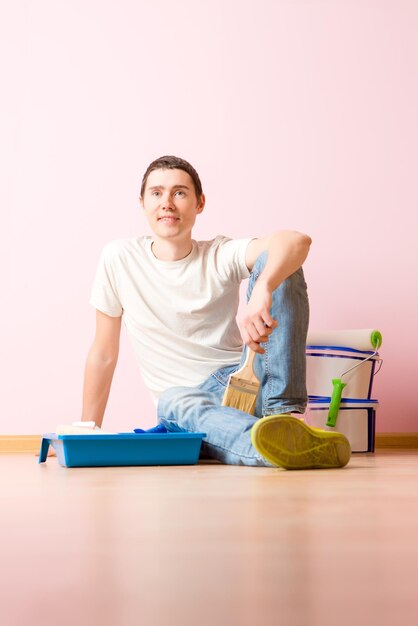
[240, 230, 312, 353]
[81, 310, 122, 427]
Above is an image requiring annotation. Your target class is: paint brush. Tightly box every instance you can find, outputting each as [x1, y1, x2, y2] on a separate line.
[221, 348, 260, 414]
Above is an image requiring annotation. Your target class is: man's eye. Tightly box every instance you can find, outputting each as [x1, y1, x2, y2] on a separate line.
[175, 191, 185, 197]
[152, 191, 160, 196]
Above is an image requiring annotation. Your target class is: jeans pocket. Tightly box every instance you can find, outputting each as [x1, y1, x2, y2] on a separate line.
[210, 364, 239, 387]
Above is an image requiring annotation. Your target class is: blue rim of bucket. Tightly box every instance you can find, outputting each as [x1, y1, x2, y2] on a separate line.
[308, 396, 378, 405]
[306, 345, 376, 355]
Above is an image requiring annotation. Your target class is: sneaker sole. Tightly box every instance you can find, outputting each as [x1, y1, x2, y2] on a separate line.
[251, 414, 352, 470]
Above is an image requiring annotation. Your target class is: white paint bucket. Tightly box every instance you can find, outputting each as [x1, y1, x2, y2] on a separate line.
[306, 345, 381, 400]
[305, 398, 378, 453]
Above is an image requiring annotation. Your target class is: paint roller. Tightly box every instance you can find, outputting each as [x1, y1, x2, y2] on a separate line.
[306, 329, 383, 427]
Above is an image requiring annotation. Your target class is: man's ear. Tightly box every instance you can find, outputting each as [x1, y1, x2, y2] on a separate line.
[196, 193, 206, 214]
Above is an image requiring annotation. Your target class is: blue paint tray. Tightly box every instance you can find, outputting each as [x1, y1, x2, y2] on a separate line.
[38, 432, 207, 467]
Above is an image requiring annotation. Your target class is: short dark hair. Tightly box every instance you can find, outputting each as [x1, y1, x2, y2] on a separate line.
[140, 155, 203, 200]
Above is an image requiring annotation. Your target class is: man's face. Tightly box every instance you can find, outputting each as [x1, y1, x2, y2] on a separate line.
[141, 168, 205, 240]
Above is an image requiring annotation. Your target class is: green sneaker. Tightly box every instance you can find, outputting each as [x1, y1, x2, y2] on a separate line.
[251, 414, 351, 470]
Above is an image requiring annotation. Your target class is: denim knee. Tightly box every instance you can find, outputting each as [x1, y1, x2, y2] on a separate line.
[158, 385, 204, 425]
[158, 386, 184, 421]
[248, 258, 307, 307]
[249, 251, 306, 289]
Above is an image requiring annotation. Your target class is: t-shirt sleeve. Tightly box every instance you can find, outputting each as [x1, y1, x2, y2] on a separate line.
[89, 243, 123, 317]
[214, 236, 254, 283]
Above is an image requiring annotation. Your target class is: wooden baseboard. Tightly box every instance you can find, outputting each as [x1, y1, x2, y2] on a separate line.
[0, 436, 42, 453]
[375, 433, 418, 449]
[1, 433, 418, 453]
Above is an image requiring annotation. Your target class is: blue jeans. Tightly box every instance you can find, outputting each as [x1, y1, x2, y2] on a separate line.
[157, 252, 310, 466]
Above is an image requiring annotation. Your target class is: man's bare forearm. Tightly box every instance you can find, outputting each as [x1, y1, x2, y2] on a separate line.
[259, 230, 312, 291]
[81, 350, 118, 428]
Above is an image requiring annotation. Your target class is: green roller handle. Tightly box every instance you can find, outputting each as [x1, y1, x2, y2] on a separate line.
[327, 379, 347, 427]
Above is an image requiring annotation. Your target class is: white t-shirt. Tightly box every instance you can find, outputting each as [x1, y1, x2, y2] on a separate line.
[89, 235, 252, 403]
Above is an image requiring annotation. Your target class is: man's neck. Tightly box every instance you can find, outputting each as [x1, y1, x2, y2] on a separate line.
[151, 237, 193, 262]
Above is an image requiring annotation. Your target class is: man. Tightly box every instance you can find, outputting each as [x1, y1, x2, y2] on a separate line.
[84, 155, 351, 469]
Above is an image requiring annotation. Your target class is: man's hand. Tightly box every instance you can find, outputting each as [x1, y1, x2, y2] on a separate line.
[238, 279, 278, 353]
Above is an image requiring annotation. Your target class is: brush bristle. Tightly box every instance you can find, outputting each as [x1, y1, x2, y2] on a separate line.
[222, 385, 258, 415]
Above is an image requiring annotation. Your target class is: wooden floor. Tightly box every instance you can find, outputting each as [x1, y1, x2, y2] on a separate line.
[1, 451, 418, 626]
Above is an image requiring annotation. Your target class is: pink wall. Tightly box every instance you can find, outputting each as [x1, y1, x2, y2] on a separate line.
[1, 1, 417, 434]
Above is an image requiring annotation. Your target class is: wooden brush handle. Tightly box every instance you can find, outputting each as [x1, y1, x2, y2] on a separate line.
[236, 348, 258, 384]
